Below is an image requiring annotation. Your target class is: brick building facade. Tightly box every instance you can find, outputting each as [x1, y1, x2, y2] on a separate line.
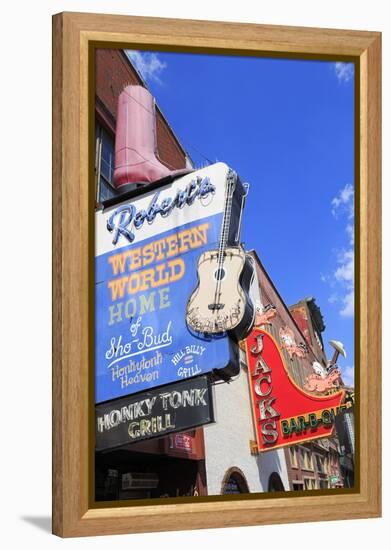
[285, 439, 343, 491]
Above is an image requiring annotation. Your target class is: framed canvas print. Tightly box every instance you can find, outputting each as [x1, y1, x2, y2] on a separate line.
[52, 12, 381, 537]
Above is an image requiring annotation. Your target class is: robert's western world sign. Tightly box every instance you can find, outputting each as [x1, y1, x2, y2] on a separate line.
[95, 375, 214, 450]
[245, 328, 346, 452]
[95, 163, 243, 403]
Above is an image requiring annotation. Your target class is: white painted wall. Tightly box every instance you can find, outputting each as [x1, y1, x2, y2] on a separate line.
[203, 364, 289, 495]
[256, 447, 290, 491]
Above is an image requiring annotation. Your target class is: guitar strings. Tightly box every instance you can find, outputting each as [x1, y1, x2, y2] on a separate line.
[213, 171, 235, 328]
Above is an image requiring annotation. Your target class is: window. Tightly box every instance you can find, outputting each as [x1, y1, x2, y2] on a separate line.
[95, 123, 117, 203]
[223, 477, 243, 494]
[299, 447, 313, 470]
[315, 454, 325, 473]
[304, 477, 317, 490]
[289, 446, 298, 467]
[300, 448, 305, 467]
[292, 481, 304, 491]
[268, 473, 285, 492]
[306, 452, 313, 470]
[221, 468, 250, 494]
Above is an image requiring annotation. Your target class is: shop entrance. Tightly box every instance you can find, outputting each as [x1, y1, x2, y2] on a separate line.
[96, 448, 206, 501]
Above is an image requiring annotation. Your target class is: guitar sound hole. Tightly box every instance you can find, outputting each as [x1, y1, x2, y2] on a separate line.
[214, 268, 226, 281]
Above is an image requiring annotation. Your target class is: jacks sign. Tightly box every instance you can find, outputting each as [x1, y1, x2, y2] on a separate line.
[245, 328, 346, 452]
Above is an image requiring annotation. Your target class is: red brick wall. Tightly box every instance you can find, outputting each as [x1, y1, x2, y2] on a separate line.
[284, 441, 343, 490]
[290, 306, 313, 349]
[290, 302, 328, 363]
[95, 48, 187, 170]
[96, 49, 141, 125]
[155, 114, 188, 170]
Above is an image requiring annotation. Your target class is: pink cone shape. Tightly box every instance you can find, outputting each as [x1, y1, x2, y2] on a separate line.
[113, 85, 172, 187]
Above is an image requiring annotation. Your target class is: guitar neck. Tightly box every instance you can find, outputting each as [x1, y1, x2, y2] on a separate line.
[217, 171, 236, 262]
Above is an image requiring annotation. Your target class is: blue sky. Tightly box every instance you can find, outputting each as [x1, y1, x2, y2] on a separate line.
[126, 50, 355, 386]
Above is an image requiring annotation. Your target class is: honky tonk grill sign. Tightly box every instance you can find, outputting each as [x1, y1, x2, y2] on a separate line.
[95, 375, 214, 451]
[245, 328, 346, 452]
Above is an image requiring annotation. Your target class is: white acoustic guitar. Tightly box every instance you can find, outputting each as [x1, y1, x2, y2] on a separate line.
[186, 169, 254, 339]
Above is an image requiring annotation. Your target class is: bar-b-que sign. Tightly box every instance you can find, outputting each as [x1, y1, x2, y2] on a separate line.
[96, 375, 214, 451]
[245, 328, 346, 452]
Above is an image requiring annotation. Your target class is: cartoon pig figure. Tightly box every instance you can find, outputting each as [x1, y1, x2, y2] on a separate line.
[279, 326, 307, 359]
[255, 304, 277, 327]
[304, 368, 341, 393]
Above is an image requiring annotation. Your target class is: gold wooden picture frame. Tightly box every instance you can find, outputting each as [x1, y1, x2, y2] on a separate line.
[52, 11, 381, 537]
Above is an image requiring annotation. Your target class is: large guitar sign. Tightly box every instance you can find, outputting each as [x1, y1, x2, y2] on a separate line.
[186, 169, 255, 339]
[95, 163, 241, 403]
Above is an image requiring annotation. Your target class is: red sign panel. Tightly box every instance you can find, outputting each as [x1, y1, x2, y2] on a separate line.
[245, 328, 346, 452]
[170, 433, 193, 452]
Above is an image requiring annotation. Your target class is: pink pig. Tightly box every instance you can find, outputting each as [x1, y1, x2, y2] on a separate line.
[255, 307, 277, 327]
[304, 369, 341, 393]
